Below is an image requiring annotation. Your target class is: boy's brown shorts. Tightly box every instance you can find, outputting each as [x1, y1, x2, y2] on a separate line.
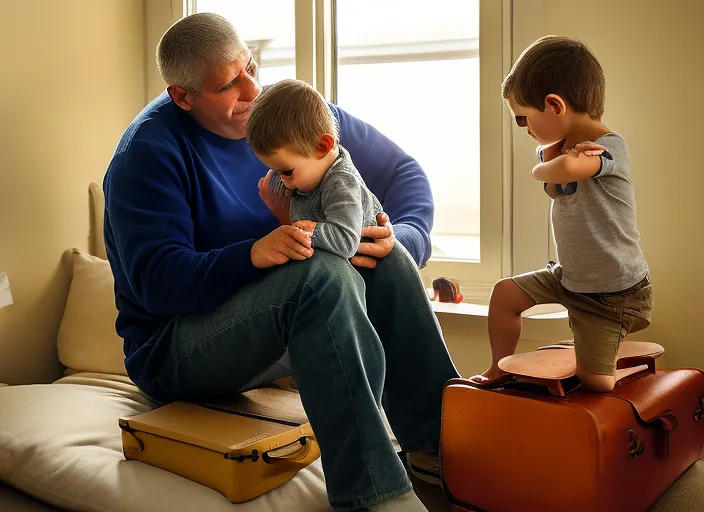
[512, 263, 653, 375]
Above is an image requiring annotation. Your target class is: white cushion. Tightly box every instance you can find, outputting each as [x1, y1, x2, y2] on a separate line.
[57, 250, 127, 375]
[0, 373, 331, 512]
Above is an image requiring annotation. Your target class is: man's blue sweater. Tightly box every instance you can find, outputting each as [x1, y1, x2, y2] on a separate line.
[104, 92, 434, 361]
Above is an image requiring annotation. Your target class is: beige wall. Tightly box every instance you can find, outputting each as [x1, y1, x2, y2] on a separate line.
[444, 0, 704, 376]
[0, 0, 146, 384]
[144, 0, 185, 101]
[0, 0, 701, 382]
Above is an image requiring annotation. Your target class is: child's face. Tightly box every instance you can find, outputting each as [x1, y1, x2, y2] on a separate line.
[507, 95, 567, 147]
[255, 145, 328, 194]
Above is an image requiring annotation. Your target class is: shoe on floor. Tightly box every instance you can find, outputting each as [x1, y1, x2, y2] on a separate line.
[407, 448, 441, 486]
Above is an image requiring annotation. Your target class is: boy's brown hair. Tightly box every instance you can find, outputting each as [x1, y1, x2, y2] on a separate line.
[247, 79, 338, 157]
[502, 35, 605, 120]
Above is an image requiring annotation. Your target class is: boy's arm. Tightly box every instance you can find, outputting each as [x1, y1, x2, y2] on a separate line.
[329, 104, 432, 267]
[299, 172, 365, 260]
[533, 142, 605, 184]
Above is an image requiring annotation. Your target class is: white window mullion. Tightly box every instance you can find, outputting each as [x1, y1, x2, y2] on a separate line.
[315, 0, 335, 100]
[295, 0, 316, 86]
[501, 0, 514, 279]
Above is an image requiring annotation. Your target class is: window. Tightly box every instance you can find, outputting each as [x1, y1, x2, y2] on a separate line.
[189, 0, 528, 302]
[335, 0, 480, 263]
[195, 0, 296, 86]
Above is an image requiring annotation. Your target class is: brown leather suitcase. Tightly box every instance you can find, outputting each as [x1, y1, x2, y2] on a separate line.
[441, 366, 704, 512]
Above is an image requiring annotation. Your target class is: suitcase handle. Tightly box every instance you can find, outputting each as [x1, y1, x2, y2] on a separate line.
[262, 436, 313, 464]
[616, 355, 656, 374]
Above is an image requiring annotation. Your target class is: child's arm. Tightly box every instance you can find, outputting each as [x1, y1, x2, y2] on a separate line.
[298, 172, 365, 260]
[533, 142, 605, 184]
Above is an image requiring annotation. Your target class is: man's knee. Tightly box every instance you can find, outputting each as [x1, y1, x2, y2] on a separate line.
[296, 250, 363, 290]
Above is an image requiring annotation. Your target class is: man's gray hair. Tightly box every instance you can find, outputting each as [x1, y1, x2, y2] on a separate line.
[157, 12, 247, 94]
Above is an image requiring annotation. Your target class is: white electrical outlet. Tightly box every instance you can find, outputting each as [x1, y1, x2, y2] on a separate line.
[0, 272, 13, 308]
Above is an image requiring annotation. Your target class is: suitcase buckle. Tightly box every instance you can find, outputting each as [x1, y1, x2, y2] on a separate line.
[224, 449, 259, 462]
[694, 396, 704, 421]
[627, 429, 645, 458]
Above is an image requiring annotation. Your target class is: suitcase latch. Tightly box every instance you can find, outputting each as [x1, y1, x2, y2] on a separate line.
[224, 449, 259, 462]
[627, 429, 645, 458]
[118, 419, 145, 453]
[695, 396, 704, 421]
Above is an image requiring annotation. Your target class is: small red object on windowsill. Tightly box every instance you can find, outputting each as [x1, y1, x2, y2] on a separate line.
[431, 277, 464, 304]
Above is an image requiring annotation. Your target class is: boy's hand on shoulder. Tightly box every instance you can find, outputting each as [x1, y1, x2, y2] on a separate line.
[533, 140, 606, 184]
[565, 141, 605, 158]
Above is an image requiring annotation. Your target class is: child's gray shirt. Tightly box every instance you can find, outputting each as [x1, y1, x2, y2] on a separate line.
[549, 132, 648, 293]
[290, 146, 383, 259]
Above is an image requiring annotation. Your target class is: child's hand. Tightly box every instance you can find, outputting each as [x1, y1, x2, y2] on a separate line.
[258, 170, 292, 225]
[293, 219, 317, 235]
[564, 141, 605, 157]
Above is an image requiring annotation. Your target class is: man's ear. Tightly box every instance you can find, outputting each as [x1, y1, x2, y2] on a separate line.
[315, 133, 337, 158]
[545, 94, 568, 117]
[167, 85, 193, 111]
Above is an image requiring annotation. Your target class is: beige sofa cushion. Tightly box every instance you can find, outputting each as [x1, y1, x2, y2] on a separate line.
[0, 373, 331, 511]
[57, 249, 127, 375]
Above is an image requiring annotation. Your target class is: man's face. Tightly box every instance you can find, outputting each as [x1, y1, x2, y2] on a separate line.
[188, 49, 261, 140]
[255, 145, 327, 194]
[507, 95, 565, 146]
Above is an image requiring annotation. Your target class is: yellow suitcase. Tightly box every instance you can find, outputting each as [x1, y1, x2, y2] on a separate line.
[119, 387, 320, 503]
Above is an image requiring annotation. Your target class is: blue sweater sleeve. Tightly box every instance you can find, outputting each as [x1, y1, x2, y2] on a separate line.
[106, 139, 265, 316]
[329, 104, 434, 267]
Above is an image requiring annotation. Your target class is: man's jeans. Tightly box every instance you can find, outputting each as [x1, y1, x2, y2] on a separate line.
[128, 244, 459, 511]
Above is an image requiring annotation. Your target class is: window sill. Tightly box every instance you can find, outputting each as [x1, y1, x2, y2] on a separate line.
[431, 301, 568, 320]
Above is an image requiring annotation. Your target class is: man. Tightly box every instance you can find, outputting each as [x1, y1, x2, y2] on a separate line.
[104, 12, 458, 512]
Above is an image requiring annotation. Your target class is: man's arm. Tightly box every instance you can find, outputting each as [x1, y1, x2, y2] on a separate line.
[106, 140, 266, 317]
[329, 104, 434, 267]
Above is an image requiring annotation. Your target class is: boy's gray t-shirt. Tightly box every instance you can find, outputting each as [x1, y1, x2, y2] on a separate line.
[549, 132, 648, 293]
[289, 146, 383, 259]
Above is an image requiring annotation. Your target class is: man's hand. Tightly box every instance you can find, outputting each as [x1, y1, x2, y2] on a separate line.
[258, 169, 292, 225]
[251, 225, 314, 269]
[351, 212, 394, 269]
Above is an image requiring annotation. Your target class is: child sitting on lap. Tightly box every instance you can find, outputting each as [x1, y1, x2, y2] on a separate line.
[246, 79, 385, 260]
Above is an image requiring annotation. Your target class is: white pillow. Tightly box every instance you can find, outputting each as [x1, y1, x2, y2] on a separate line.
[57, 249, 127, 375]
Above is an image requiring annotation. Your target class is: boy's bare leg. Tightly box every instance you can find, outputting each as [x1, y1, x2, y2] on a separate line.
[475, 278, 536, 381]
[576, 368, 616, 393]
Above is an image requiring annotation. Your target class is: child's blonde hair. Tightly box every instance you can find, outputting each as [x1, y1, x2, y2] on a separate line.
[247, 79, 339, 157]
[502, 35, 605, 120]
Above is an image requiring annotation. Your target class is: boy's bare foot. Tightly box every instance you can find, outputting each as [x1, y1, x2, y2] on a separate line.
[468, 366, 512, 387]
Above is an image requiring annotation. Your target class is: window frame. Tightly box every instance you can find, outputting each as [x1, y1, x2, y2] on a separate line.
[162, 0, 552, 304]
